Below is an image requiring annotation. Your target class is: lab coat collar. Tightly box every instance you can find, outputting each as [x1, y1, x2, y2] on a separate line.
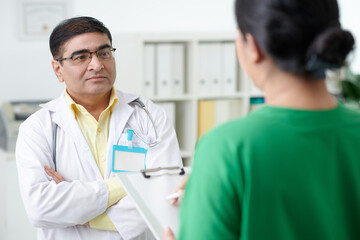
[41, 90, 141, 179]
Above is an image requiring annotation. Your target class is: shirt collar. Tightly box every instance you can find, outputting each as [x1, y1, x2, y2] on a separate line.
[64, 88, 119, 115]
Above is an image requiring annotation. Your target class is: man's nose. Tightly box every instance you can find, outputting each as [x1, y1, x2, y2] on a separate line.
[87, 53, 103, 71]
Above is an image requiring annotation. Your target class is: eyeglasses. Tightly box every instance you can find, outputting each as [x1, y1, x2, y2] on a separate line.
[57, 47, 116, 66]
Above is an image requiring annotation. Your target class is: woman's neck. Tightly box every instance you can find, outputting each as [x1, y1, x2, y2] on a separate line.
[261, 69, 338, 110]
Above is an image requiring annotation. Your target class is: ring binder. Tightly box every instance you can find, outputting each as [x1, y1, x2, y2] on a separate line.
[141, 166, 185, 178]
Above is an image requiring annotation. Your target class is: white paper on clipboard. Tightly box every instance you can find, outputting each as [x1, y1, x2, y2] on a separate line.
[116, 167, 190, 240]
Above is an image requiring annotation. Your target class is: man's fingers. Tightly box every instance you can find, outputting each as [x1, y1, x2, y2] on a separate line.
[44, 166, 60, 183]
[53, 171, 64, 182]
[44, 166, 65, 184]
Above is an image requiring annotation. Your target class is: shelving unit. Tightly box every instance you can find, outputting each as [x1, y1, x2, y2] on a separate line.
[113, 32, 264, 166]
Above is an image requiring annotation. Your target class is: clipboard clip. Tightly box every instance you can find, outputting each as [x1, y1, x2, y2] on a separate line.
[141, 166, 185, 178]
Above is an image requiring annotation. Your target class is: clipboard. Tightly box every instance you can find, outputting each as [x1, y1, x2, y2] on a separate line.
[116, 167, 189, 240]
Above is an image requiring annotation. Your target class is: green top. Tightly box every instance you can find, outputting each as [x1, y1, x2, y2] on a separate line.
[179, 103, 360, 240]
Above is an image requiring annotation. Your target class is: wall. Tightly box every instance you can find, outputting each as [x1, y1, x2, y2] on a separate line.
[0, 0, 358, 239]
[0, 0, 358, 105]
[0, 0, 235, 105]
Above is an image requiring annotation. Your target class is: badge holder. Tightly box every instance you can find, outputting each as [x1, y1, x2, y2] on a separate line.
[112, 129, 148, 172]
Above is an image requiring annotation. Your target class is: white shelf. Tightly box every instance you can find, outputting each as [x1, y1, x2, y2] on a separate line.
[151, 95, 194, 102]
[196, 92, 247, 100]
[113, 32, 264, 166]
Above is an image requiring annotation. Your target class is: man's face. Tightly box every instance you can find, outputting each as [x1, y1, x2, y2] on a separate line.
[52, 32, 116, 101]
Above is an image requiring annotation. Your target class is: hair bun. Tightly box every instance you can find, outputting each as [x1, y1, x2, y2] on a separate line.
[306, 27, 355, 67]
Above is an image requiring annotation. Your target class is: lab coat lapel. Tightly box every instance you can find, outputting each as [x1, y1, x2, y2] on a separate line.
[49, 96, 103, 180]
[105, 91, 138, 179]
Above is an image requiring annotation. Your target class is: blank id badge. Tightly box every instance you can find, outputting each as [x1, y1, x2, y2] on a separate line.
[112, 145, 148, 172]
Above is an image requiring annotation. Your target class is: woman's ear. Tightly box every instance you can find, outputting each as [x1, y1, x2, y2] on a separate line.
[52, 60, 64, 82]
[244, 33, 263, 64]
[236, 30, 267, 91]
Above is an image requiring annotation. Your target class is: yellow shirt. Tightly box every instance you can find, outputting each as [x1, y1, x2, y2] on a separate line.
[65, 88, 126, 231]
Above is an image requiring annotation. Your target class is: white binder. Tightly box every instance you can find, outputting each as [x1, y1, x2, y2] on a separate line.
[116, 167, 189, 240]
[222, 42, 237, 94]
[208, 43, 223, 95]
[156, 44, 173, 97]
[215, 99, 244, 125]
[198, 43, 211, 95]
[143, 44, 156, 97]
[172, 44, 185, 96]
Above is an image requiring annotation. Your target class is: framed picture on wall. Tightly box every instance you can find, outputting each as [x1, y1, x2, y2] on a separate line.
[19, 0, 72, 40]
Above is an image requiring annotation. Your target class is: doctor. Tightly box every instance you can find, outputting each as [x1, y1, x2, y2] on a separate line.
[16, 16, 182, 240]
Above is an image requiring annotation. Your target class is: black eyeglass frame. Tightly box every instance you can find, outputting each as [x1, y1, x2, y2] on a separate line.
[56, 47, 116, 63]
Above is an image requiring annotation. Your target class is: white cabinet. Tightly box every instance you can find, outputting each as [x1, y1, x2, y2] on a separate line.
[113, 32, 264, 165]
[0, 150, 37, 240]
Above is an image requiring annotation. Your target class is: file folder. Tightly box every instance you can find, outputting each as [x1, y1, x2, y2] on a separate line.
[172, 44, 185, 95]
[198, 99, 244, 138]
[156, 44, 173, 97]
[197, 100, 215, 138]
[222, 42, 237, 94]
[215, 99, 244, 125]
[143, 44, 156, 97]
[209, 43, 223, 94]
[198, 43, 211, 95]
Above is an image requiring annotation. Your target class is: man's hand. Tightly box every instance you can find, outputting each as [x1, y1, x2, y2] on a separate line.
[44, 166, 89, 226]
[44, 166, 65, 184]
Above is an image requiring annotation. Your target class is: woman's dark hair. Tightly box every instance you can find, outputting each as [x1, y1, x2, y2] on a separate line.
[49, 16, 112, 59]
[235, 0, 355, 78]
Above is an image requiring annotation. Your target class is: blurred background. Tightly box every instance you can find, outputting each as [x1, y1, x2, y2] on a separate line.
[0, 0, 358, 239]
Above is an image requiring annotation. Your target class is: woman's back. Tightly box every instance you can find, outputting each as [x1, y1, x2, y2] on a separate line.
[180, 104, 360, 239]
[176, 0, 358, 239]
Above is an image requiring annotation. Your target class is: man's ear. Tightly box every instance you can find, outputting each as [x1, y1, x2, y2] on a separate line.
[52, 60, 64, 82]
[244, 33, 263, 64]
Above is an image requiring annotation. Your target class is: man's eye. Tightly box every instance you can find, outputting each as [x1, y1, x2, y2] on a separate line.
[73, 54, 88, 61]
[100, 51, 110, 58]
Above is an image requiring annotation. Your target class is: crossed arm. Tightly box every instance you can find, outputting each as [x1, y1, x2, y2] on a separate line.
[44, 166, 118, 228]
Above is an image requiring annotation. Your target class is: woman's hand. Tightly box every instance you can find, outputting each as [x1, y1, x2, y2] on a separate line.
[170, 173, 189, 205]
[164, 226, 176, 240]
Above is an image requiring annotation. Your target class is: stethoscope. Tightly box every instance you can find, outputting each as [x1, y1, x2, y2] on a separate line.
[128, 99, 160, 148]
[52, 98, 160, 170]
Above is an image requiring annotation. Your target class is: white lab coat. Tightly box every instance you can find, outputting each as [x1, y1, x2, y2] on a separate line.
[15, 90, 183, 240]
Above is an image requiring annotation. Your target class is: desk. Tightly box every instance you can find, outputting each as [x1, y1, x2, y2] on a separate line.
[0, 149, 37, 240]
